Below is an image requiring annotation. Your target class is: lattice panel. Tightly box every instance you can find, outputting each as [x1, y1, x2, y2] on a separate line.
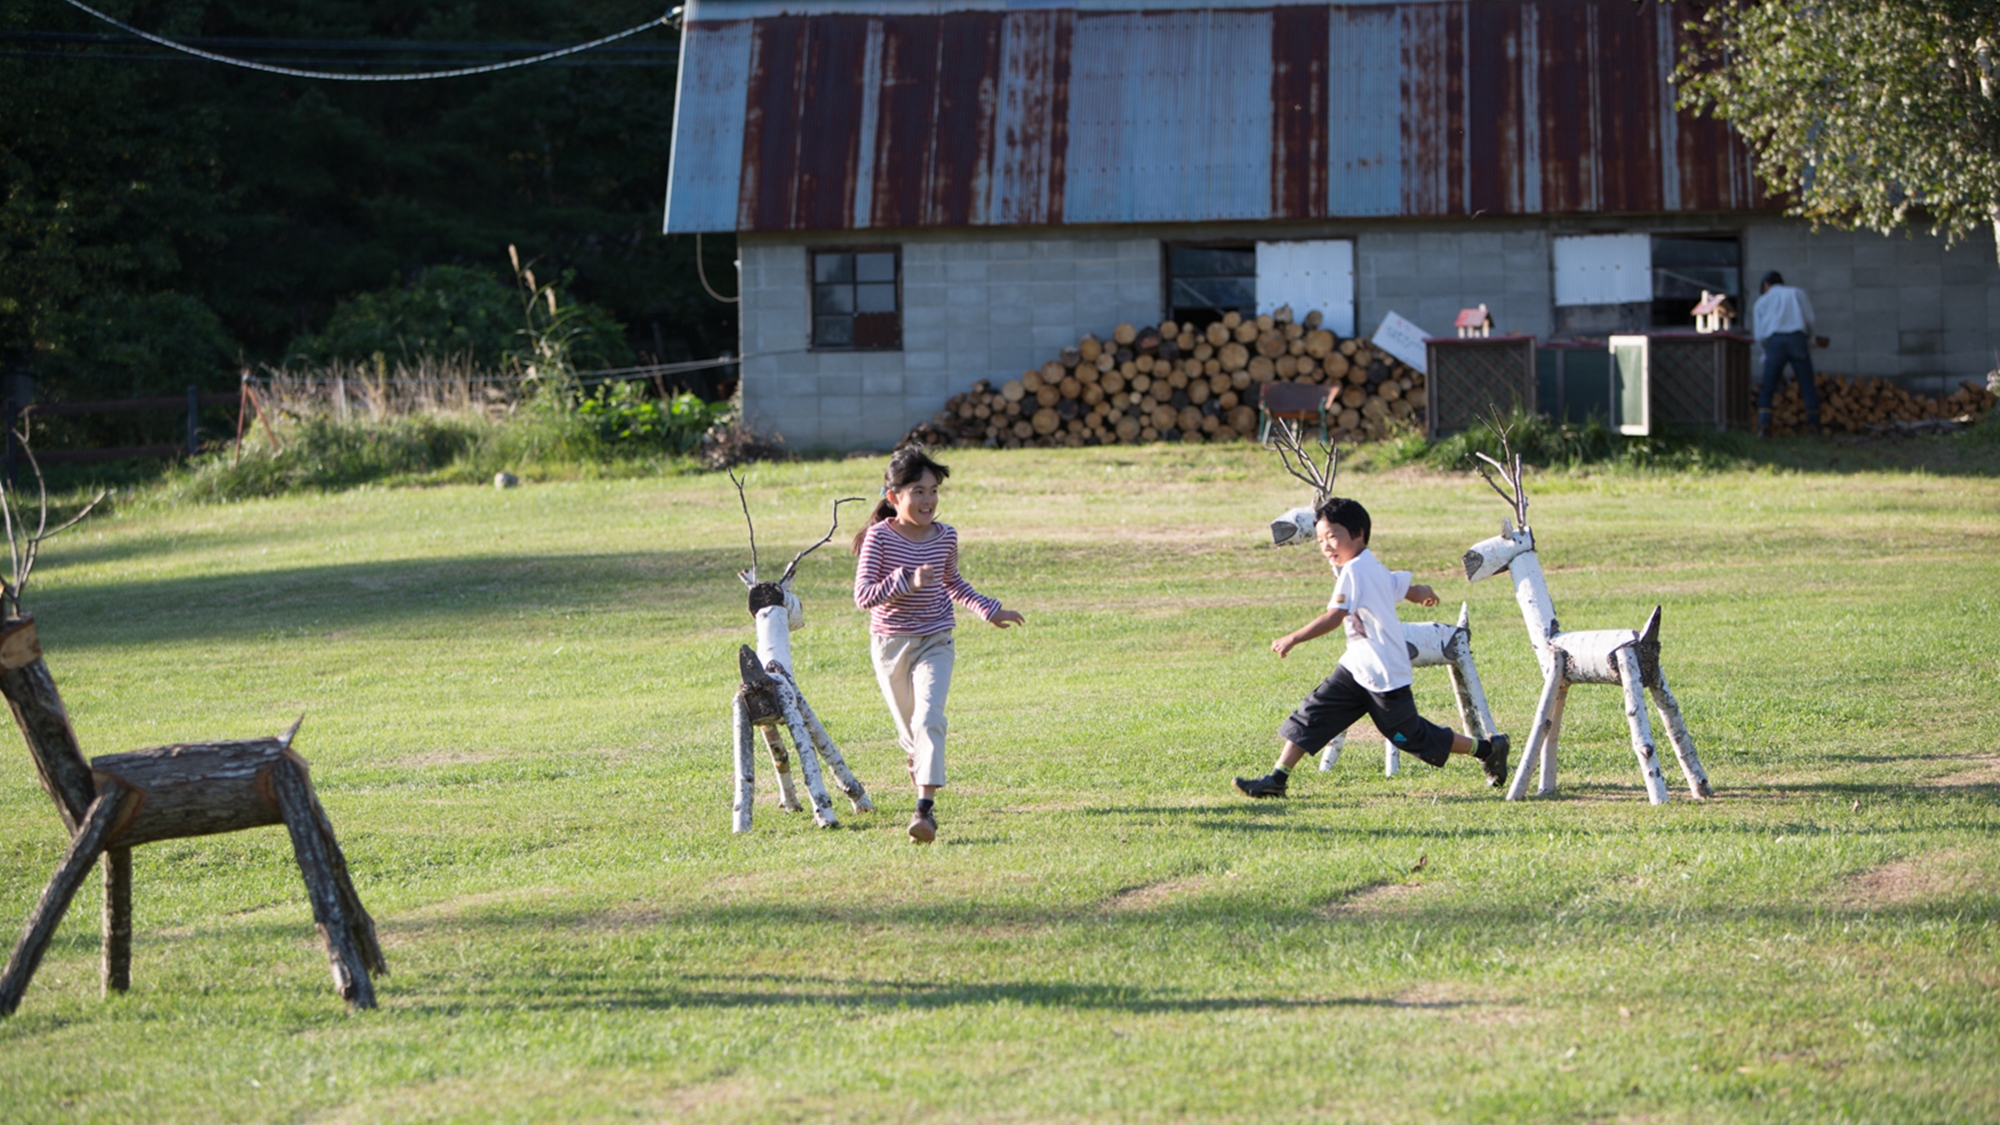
[1428, 341, 1536, 435]
[1650, 337, 1752, 431]
[1652, 340, 1717, 430]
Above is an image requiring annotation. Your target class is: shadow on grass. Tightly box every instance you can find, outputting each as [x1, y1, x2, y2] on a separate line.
[27, 548, 762, 649]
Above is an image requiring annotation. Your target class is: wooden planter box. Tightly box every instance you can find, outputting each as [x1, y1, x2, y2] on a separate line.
[1424, 336, 1537, 437]
[1606, 332, 1753, 434]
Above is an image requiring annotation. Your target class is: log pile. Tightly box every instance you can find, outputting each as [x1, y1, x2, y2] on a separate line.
[1765, 373, 1996, 435]
[903, 306, 1425, 449]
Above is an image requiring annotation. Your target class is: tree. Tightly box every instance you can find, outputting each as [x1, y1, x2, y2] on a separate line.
[1677, 0, 2000, 262]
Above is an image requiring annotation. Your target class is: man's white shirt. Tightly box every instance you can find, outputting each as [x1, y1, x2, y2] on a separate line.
[1326, 548, 1414, 692]
[1753, 285, 1815, 340]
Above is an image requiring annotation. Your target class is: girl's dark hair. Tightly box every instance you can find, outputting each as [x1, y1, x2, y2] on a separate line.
[1314, 496, 1371, 545]
[852, 445, 951, 552]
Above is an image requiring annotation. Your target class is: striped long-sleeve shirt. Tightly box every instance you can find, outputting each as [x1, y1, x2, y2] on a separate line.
[853, 520, 1001, 636]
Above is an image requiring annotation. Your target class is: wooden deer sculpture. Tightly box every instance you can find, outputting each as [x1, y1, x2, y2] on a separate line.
[0, 454, 382, 1015]
[728, 475, 873, 832]
[1266, 422, 1501, 778]
[1460, 435, 1712, 803]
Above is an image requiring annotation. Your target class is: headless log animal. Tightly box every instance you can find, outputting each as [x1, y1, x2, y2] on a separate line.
[0, 617, 383, 1015]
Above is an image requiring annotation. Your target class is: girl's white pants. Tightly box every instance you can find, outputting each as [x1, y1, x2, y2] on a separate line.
[870, 630, 954, 788]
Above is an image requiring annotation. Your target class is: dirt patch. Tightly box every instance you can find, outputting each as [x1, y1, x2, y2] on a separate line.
[1320, 880, 1429, 916]
[1101, 876, 1210, 912]
[1839, 849, 1992, 909]
[388, 749, 500, 768]
[1927, 756, 2000, 788]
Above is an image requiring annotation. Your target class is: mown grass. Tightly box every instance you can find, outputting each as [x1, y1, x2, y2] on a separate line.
[0, 445, 1996, 1123]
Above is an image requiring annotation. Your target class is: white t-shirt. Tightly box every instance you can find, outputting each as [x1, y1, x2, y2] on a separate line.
[1753, 285, 1815, 340]
[1327, 548, 1414, 692]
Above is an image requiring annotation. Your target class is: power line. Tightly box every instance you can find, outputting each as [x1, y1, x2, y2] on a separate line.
[49, 0, 680, 82]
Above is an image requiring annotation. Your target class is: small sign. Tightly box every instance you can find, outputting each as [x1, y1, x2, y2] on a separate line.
[1371, 312, 1431, 373]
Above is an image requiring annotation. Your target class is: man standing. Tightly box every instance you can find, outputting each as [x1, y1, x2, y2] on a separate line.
[1752, 270, 1821, 435]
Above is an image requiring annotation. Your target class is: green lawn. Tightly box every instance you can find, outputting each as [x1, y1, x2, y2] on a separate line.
[0, 445, 1996, 1123]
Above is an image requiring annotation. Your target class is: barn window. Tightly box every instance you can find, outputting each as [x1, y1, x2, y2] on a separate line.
[811, 249, 901, 350]
[1649, 235, 1741, 329]
[1166, 244, 1256, 328]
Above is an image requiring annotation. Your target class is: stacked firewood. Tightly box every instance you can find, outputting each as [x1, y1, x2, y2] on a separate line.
[1765, 373, 1996, 434]
[902, 306, 1424, 449]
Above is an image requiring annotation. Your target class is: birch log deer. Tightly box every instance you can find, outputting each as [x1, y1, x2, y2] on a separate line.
[1460, 430, 1712, 804]
[1265, 422, 1501, 778]
[0, 440, 383, 1015]
[729, 474, 874, 832]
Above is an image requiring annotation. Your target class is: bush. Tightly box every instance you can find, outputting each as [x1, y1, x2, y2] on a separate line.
[574, 382, 729, 454]
[290, 266, 632, 372]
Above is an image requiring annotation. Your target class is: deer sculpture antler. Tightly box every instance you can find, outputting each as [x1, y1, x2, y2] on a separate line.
[778, 495, 866, 587]
[0, 428, 107, 619]
[1271, 419, 1340, 503]
[1470, 416, 1529, 532]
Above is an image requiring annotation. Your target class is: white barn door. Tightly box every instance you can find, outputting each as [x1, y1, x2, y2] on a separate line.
[1256, 240, 1355, 337]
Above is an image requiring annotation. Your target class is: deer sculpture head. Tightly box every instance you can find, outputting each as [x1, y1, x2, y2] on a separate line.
[728, 472, 864, 631]
[1460, 439, 1537, 584]
[1266, 420, 1341, 548]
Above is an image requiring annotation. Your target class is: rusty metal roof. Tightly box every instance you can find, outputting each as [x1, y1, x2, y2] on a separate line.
[663, 1, 1766, 233]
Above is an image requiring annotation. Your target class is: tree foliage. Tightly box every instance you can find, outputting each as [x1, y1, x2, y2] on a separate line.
[292, 265, 631, 372]
[1, 0, 736, 432]
[1677, 0, 2000, 256]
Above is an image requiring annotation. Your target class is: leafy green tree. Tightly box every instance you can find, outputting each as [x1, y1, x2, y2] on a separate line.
[1677, 0, 2000, 260]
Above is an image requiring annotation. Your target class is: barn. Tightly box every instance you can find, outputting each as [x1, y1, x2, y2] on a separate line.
[663, 0, 2000, 450]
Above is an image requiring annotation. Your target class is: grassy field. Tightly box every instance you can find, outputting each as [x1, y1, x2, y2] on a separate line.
[0, 443, 1995, 1123]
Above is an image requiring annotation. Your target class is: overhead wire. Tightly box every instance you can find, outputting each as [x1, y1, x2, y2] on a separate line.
[50, 0, 680, 81]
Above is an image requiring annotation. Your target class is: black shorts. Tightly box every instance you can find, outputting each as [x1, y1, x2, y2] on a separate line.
[1278, 665, 1457, 768]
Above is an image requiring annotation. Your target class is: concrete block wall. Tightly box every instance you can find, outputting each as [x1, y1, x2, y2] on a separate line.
[738, 234, 1160, 449]
[735, 217, 2000, 449]
[1354, 228, 1553, 341]
[1744, 221, 2000, 395]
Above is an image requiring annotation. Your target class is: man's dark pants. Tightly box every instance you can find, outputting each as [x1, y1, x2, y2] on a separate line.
[1758, 330, 1821, 429]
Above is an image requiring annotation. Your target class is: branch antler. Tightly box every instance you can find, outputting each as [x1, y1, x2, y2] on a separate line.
[779, 496, 867, 586]
[728, 469, 760, 583]
[0, 427, 107, 618]
[1270, 419, 1341, 502]
[1470, 413, 1529, 530]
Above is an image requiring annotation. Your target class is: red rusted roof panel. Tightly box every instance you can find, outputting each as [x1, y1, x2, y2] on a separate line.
[667, 1, 1771, 234]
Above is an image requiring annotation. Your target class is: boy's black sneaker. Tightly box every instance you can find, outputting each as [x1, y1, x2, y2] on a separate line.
[1479, 734, 1510, 788]
[907, 808, 937, 844]
[1234, 772, 1288, 799]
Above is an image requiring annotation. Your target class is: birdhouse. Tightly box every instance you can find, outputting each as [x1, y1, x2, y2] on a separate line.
[1454, 304, 1493, 338]
[1692, 290, 1734, 334]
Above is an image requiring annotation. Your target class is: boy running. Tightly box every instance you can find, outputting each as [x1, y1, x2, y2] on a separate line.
[1235, 496, 1508, 798]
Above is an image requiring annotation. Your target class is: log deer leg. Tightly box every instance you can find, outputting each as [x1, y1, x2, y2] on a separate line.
[305, 785, 386, 976]
[1648, 672, 1712, 799]
[1508, 656, 1567, 801]
[1318, 731, 1343, 772]
[1615, 648, 1670, 806]
[731, 698, 756, 833]
[0, 782, 132, 1016]
[787, 687, 873, 812]
[759, 726, 802, 812]
[101, 846, 131, 995]
[1539, 681, 1570, 797]
[271, 761, 376, 1008]
[773, 682, 837, 828]
[1447, 646, 1498, 743]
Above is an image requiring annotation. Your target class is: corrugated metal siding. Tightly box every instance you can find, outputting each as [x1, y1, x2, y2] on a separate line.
[664, 1, 1767, 234]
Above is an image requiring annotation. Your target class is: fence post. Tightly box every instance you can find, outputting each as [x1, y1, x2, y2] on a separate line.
[186, 385, 199, 457]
